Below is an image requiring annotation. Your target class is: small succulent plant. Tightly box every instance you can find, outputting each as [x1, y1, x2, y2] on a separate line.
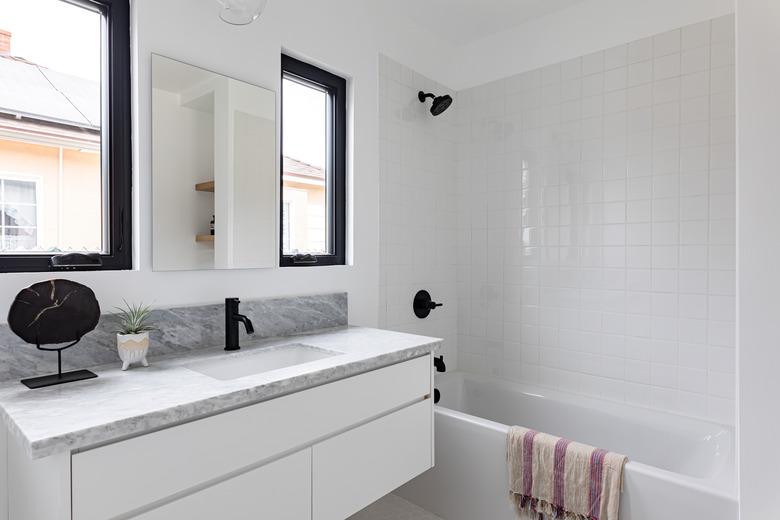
[114, 300, 156, 335]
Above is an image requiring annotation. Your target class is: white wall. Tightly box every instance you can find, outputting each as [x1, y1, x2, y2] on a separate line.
[0, 0, 451, 325]
[736, 0, 780, 516]
[443, 0, 735, 90]
[454, 16, 736, 424]
[378, 55, 459, 368]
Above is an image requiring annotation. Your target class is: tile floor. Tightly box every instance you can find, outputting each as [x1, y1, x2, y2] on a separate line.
[349, 494, 444, 520]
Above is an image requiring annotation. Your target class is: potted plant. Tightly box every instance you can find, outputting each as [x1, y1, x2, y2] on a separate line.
[114, 301, 156, 371]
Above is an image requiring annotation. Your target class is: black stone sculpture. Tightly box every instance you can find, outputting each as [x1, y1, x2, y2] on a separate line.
[8, 279, 101, 389]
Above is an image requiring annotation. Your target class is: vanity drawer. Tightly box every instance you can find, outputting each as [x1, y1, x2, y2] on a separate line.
[72, 355, 431, 520]
[130, 448, 311, 520]
[312, 399, 433, 520]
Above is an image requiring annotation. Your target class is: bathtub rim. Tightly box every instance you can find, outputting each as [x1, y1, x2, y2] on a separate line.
[433, 370, 737, 501]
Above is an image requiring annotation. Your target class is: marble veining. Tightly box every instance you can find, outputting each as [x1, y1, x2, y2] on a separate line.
[8, 279, 101, 346]
[0, 326, 440, 459]
[0, 292, 347, 382]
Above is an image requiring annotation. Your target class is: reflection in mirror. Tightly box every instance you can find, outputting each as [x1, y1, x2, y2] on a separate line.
[152, 54, 276, 270]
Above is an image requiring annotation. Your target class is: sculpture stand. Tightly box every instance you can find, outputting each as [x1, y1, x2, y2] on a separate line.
[20, 337, 98, 389]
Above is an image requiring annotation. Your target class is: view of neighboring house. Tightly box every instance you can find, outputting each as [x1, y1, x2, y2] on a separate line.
[0, 29, 103, 253]
[0, 27, 327, 256]
[281, 155, 326, 254]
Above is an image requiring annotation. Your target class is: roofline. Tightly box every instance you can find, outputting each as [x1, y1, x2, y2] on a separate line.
[0, 107, 100, 132]
[282, 173, 326, 187]
[0, 114, 100, 150]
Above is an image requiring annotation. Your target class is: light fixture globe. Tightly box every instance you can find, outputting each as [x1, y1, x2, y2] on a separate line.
[216, 0, 268, 25]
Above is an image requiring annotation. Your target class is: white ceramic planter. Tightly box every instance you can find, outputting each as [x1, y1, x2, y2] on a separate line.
[117, 332, 150, 371]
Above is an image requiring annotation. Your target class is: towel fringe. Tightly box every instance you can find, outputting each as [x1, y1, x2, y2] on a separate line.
[510, 493, 600, 520]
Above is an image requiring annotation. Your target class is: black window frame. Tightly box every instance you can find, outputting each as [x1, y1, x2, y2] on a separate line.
[280, 54, 346, 267]
[0, 0, 132, 273]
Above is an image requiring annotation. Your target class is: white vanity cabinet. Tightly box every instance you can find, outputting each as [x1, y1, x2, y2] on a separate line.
[7, 354, 433, 520]
[132, 448, 312, 520]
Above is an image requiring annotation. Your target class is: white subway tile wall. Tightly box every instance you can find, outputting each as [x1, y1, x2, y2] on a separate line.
[454, 15, 735, 424]
[378, 14, 735, 425]
[379, 55, 459, 368]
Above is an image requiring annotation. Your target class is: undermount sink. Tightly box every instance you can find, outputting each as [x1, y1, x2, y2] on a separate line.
[185, 343, 342, 381]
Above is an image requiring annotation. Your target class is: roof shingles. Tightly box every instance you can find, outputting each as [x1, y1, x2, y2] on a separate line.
[0, 55, 99, 129]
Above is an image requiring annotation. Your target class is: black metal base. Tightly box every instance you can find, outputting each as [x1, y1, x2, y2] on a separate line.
[21, 369, 98, 389]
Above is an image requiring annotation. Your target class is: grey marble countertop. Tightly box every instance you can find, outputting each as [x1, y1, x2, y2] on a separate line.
[0, 326, 441, 459]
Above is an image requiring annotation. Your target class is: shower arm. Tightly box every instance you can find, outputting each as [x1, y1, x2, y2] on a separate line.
[418, 91, 436, 103]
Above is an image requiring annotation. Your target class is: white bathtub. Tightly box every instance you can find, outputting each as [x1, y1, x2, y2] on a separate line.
[397, 372, 737, 520]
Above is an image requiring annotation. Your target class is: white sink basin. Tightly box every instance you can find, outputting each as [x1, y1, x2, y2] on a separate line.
[185, 343, 342, 381]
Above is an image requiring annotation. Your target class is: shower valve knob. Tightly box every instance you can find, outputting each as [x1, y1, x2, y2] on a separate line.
[413, 290, 443, 319]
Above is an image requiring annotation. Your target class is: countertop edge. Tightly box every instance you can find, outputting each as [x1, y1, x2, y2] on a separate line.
[15, 338, 441, 459]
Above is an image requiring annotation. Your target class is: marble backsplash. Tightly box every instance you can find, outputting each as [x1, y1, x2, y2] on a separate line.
[0, 292, 348, 382]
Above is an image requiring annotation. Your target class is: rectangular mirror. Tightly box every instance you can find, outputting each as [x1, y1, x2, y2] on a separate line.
[152, 54, 276, 270]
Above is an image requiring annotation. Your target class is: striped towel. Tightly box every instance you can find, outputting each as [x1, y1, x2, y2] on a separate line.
[507, 426, 627, 520]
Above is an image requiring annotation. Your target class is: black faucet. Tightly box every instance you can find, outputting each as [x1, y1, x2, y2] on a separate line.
[225, 298, 255, 351]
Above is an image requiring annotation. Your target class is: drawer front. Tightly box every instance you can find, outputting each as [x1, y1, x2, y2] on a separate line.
[131, 449, 311, 520]
[312, 399, 433, 520]
[72, 355, 430, 520]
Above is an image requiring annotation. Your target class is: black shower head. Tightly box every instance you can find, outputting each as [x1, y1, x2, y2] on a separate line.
[418, 91, 453, 116]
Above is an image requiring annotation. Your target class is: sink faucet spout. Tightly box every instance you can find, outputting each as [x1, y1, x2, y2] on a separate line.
[235, 313, 254, 335]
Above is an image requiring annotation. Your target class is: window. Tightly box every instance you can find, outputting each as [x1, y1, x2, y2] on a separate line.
[0, 0, 131, 272]
[0, 177, 40, 251]
[280, 54, 346, 266]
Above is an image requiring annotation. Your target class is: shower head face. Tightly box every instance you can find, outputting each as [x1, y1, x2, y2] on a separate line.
[418, 91, 453, 116]
[430, 94, 453, 116]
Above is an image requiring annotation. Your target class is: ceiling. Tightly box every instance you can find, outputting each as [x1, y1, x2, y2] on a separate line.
[388, 0, 586, 45]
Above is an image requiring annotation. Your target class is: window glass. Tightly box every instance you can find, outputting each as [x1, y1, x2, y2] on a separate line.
[0, 0, 104, 254]
[281, 77, 329, 255]
[0, 178, 38, 251]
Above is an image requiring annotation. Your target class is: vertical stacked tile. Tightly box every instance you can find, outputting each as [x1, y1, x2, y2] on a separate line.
[454, 15, 735, 424]
[378, 55, 459, 368]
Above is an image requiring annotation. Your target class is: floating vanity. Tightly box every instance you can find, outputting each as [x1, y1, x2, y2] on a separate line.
[0, 326, 440, 520]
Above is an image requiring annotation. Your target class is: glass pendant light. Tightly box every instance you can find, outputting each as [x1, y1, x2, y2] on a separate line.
[216, 0, 268, 25]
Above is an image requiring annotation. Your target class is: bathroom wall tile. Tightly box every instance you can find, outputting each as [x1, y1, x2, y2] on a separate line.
[605, 67, 628, 92]
[604, 45, 628, 71]
[708, 395, 735, 425]
[380, 57, 460, 369]
[681, 96, 710, 123]
[682, 21, 711, 50]
[710, 42, 735, 69]
[653, 77, 681, 104]
[653, 54, 681, 81]
[653, 29, 681, 57]
[708, 370, 735, 399]
[678, 367, 707, 393]
[582, 51, 605, 76]
[681, 72, 709, 99]
[711, 15, 735, 44]
[628, 38, 653, 64]
[447, 18, 734, 423]
[682, 38, 712, 75]
[627, 61, 653, 87]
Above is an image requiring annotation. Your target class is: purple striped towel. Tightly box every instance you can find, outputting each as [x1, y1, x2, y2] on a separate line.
[507, 426, 627, 520]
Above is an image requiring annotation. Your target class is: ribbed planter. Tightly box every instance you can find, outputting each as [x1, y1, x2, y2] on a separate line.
[117, 332, 150, 371]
